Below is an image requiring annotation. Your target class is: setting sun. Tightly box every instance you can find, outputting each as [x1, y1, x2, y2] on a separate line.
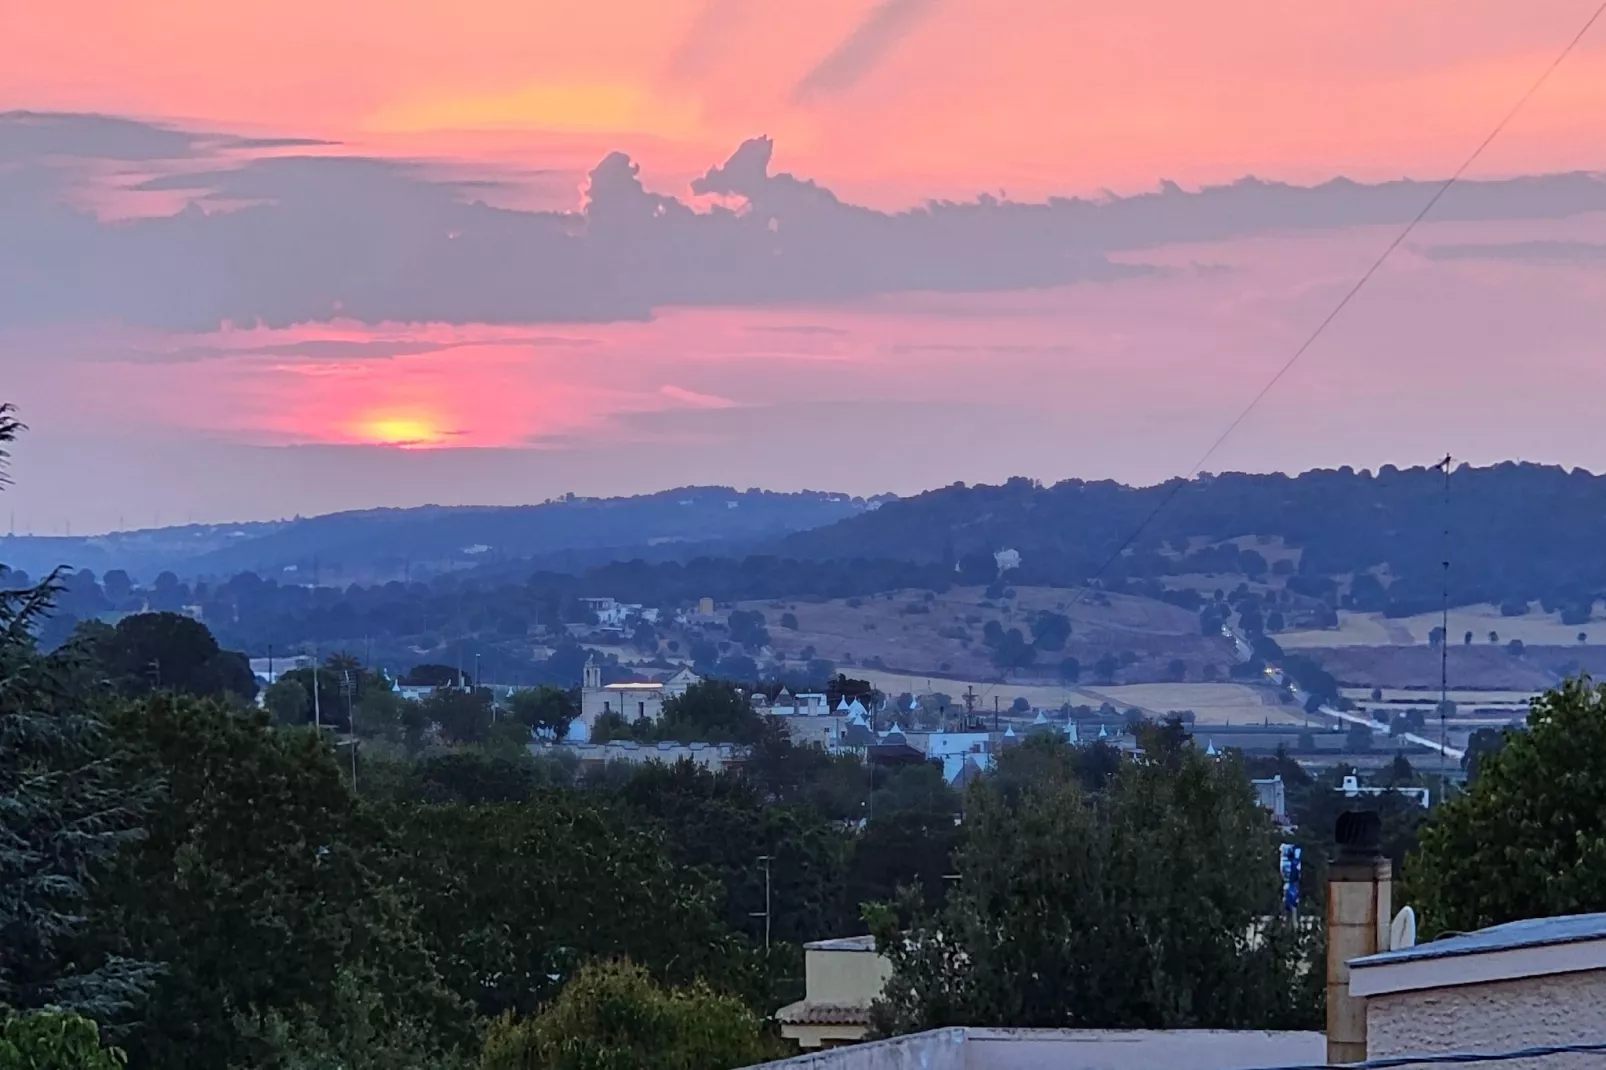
[355, 413, 450, 447]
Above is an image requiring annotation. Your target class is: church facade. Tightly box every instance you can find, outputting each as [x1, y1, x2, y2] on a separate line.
[571, 657, 701, 740]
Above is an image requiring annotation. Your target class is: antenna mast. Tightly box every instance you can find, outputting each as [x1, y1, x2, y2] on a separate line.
[1439, 454, 1452, 782]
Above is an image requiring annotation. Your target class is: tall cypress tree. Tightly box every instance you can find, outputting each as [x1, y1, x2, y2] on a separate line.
[0, 404, 156, 1022]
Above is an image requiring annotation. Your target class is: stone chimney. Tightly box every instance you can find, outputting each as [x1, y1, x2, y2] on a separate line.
[1326, 810, 1390, 1065]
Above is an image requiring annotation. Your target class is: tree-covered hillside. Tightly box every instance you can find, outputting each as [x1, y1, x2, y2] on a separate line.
[779, 464, 1606, 613]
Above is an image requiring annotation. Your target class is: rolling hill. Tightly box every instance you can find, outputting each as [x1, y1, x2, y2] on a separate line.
[0, 487, 879, 582]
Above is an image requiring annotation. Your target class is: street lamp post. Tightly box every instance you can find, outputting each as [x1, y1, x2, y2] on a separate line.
[750, 855, 773, 951]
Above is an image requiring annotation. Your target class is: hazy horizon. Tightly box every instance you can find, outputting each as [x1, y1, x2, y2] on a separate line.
[6, 454, 1601, 541]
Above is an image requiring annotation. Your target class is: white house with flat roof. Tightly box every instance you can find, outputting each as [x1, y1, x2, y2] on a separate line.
[750, 1027, 1323, 1070]
[1350, 912, 1606, 1068]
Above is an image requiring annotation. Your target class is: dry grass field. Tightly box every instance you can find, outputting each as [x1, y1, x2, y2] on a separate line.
[1074, 683, 1303, 726]
[848, 669, 1303, 726]
[1338, 687, 1537, 706]
[1278, 603, 1603, 649]
[738, 585, 1237, 685]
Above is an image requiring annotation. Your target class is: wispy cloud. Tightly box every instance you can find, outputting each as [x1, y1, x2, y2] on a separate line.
[660, 384, 739, 409]
[663, 0, 751, 82]
[1420, 240, 1606, 264]
[791, 0, 942, 102]
[115, 334, 600, 364]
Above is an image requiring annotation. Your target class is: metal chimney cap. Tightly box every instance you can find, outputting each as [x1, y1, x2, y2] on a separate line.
[1335, 809, 1383, 858]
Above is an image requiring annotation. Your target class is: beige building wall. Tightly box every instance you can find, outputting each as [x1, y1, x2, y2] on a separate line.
[778, 715, 843, 750]
[807, 943, 894, 1006]
[778, 939, 894, 1051]
[1367, 970, 1606, 1070]
[579, 687, 663, 727]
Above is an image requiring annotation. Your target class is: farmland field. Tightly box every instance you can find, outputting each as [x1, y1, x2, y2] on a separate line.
[849, 669, 1303, 726]
[1278, 603, 1604, 649]
[739, 585, 1238, 685]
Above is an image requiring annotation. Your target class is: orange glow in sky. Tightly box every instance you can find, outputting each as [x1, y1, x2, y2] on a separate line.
[5, 1, 1606, 202]
[352, 412, 452, 448]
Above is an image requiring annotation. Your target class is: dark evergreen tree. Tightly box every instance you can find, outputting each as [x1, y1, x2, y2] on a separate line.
[0, 407, 156, 1025]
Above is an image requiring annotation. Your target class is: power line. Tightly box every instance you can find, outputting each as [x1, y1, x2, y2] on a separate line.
[974, 0, 1606, 713]
[1245, 1038, 1606, 1070]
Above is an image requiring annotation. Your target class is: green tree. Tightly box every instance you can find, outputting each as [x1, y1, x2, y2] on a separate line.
[478, 960, 778, 1070]
[390, 793, 760, 1020]
[507, 685, 578, 739]
[1410, 677, 1606, 935]
[77, 613, 257, 702]
[0, 408, 155, 1028]
[610, 761, 853, 949]
[847, 810, 961, 918]
[1029, 611, 1071, 652]
[92, 697, 465, 1069]
[264, 677, 310, 725]
[867, 742, 1315, 1034]
[656, 681, 765, 745]
[0, 575, 155, 1024]
[0, 1009, 126, 1069]
[0, 404, 19, 488]
[401, 664, 462, 688]
[228, 968, 470, 1070]
[352, 685, 412, 742]
[421, 686, 495, 744]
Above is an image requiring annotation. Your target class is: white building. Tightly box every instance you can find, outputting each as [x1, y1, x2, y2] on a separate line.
[760, 689, 845, 749]
[572, 656, 699, 740]
[1340, 773, 1430, 808]
[923, 731, 995, 785]
[1350, 912, 1606, 1069]
[769, 689, 831, 717]
[755, 1027, 1322, 1069]
[1252, 775, 1289, 824]
[578, 597, 651, 629]
[249, 654, 312, 687]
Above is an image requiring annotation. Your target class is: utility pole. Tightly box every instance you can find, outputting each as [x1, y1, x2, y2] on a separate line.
[1439, 453, 1452, 786]
[994, 695, 1000, 732]
[312, 645, 321, 729]
[341, 669, 355, 732]
[267, 643, 274, 686]
[750, 855, 773, 952]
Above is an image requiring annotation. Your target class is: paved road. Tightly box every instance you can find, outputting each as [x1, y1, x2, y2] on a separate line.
[1226, 627, 1465, 762]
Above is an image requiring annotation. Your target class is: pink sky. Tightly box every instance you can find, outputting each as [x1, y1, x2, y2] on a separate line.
[7, 1, 1606, 198]
[3, 1, 1606, 531]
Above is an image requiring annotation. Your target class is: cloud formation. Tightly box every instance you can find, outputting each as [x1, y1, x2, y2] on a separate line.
[791, 0, 942, 102]
[7, 112, 1606, 334]
[0, 110, 332, 164]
